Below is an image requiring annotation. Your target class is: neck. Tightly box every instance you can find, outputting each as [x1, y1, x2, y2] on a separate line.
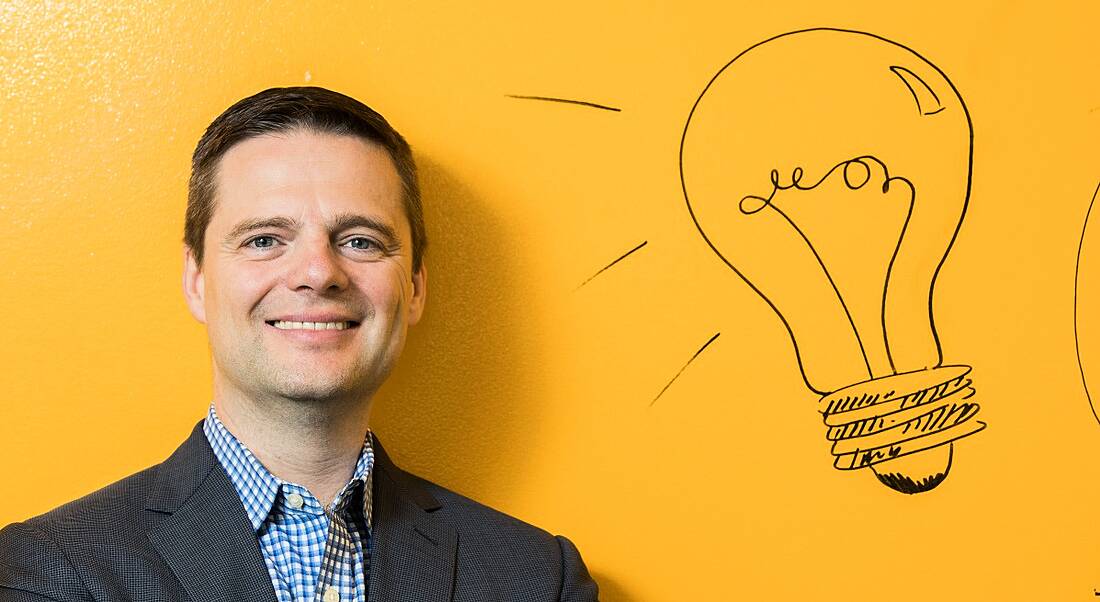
[212, 384, 373, 507]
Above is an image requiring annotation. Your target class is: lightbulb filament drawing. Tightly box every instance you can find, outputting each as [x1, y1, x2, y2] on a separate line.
[738, 154, 915, 380]
[679, 28, 985, 494]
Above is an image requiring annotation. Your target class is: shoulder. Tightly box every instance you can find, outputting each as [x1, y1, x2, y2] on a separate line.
[4, 460, 164, 546]
[372, 440, 559, 553]
[0, 462, 165, 600]
[413, 471, 554, 541]
[387, 467, 599, 601]
[5, 420, 213, 548]
[0, 422, 216, 600]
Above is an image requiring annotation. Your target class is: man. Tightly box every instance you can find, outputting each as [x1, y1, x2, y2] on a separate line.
[0, 87, 598, 602]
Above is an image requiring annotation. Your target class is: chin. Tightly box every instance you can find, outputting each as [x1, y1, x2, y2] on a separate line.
[274, 377, 357, 402]
[256, 354, 392, 403]
[260, 364, 358, 401]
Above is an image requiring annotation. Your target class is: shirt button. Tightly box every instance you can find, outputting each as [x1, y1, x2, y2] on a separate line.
[322, 588, 340, 602]
[286, 493, 304, 509]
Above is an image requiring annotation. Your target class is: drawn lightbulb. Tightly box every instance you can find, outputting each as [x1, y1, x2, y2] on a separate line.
[679, 28, 985, 494]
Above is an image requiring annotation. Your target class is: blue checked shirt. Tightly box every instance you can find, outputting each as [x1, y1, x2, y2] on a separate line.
[203, 405, 374, 602]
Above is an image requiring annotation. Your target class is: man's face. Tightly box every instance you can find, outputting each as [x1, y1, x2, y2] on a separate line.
[182, 130, 426, 404]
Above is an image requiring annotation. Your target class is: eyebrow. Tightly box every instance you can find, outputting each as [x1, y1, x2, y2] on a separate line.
[223, 213, 400, 246]
[224, 217, 297, 243]
[328, 212, 399, 244]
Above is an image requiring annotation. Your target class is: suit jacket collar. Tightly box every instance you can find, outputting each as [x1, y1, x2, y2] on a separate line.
[143, 420, 457, 602]
[145, 421, 279, 602]
[368, 433, 457, 602]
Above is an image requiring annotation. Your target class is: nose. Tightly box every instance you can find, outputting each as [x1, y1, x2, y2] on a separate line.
[286, 234, 350, 293]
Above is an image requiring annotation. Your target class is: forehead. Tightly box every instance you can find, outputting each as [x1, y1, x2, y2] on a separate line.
[211, 130, 406, 229]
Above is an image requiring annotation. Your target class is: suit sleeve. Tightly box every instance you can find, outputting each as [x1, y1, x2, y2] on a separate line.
[555, 535, 599, 602]
[0, 522, 91, 601]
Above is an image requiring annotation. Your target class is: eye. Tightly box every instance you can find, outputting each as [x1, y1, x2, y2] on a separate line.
[343, 236, 379, 252]
[246, 235, 279, 249]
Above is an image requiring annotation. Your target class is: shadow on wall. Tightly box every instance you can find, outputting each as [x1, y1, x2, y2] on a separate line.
[590, 571, 637, 602]
[370, 156, 547, 505]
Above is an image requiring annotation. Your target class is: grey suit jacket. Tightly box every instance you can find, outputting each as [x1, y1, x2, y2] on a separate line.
[0, 422, 599, 601]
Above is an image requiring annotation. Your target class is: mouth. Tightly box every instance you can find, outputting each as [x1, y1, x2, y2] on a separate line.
[265, 320, 361, 331]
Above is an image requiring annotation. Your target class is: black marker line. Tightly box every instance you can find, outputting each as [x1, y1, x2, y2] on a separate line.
[576, 241, 647, 289]
[879, 172, 917, 375]
[650, 332, 721, 407]
[506, 95, 622, 112]
[890, 65, 944, 116]
[1074, 181, 1100, 427]
[923, 69, 973, 370]
[767, 200, 874, 379]
[873, 442, 954, 493]
[847, 418, 984, 464]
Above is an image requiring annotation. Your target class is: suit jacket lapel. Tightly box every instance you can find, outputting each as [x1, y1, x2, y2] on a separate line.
[145, 422, 279, 602]
[368, 435, 457, 602]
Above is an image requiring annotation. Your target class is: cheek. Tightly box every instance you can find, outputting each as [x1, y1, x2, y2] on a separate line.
[356, 264, 412, 317]
[206, 265, 275, 325]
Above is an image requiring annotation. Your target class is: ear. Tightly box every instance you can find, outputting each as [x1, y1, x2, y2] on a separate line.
[407, 263, 427, 326]
[182, 246, 207, 324]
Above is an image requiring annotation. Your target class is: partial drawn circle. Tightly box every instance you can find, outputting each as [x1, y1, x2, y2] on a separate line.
[1075, 182, 1100, 426]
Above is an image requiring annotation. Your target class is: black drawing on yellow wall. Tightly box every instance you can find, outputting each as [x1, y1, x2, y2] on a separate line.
[679, 28, 985, 494]
[506, 94, 622, 112]
[577, 240, 648, 289]
[1074, 182, 1100, 426]
[651, 332, 721, 406]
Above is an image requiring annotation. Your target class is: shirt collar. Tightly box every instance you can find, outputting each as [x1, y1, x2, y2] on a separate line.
[202, 403, 375, 532]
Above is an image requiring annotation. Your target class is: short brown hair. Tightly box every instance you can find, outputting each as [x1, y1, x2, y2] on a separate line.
[185, 86, 426, 271]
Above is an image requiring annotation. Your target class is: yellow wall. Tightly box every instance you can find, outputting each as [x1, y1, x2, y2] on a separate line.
[4, 2, 1100, 600]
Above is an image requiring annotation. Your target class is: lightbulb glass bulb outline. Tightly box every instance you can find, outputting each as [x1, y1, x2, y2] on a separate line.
[679, 28, 985, 494]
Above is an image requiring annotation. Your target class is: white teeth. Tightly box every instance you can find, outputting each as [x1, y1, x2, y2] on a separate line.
[272, 321, 349, 330]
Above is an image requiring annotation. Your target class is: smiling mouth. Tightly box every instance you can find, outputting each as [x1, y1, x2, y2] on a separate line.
[265, 320, 361, 331]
